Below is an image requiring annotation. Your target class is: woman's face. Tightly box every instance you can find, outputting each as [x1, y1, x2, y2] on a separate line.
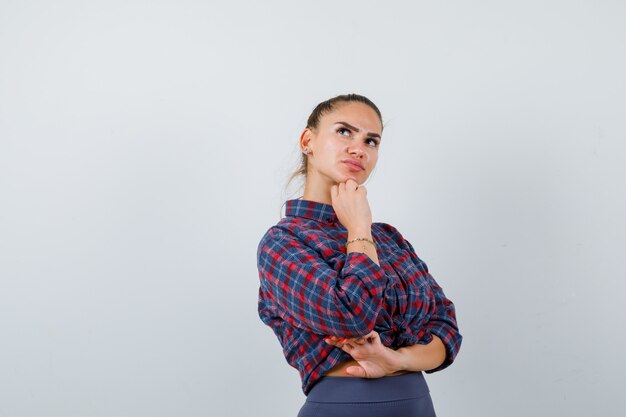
[303, 101, 382, 185]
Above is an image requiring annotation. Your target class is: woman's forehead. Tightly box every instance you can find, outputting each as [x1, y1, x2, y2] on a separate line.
[321, 103, 382, 132]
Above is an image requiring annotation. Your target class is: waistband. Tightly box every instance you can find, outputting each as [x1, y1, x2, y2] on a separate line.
[306, 372, 430, 403]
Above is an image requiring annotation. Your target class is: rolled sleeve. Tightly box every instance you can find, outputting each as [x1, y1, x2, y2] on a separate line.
[399, 232, 463, 373]
[421, 269, 463, 373]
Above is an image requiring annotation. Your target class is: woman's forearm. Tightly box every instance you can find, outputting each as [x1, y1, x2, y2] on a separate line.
[394, 334, 446, 372]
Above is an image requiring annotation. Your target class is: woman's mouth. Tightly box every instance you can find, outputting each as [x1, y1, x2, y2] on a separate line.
[342, 161, 364, 172]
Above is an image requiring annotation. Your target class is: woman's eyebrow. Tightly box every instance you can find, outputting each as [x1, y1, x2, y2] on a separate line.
[335, 121, 381, 139]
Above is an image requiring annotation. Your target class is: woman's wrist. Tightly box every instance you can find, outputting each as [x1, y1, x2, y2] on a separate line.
[346, 227, 379, 266]
[394, 335, 446, 373]
[395, 345, 418, 373]
[388, 346, 409, 374]
[347, 226, 372, 237]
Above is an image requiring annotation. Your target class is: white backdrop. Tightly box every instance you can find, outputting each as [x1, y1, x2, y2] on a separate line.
[1, 1, 625, 416]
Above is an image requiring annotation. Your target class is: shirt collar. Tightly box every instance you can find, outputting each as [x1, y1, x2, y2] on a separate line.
[285, 198, 338, 224]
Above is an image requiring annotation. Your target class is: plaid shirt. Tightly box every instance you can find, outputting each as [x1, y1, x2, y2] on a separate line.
[257, 198, 462, 395]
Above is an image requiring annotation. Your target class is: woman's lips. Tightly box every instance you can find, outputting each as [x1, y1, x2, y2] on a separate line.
[342, 161, 364, 172]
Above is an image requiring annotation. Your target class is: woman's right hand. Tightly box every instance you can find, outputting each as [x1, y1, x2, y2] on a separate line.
[323, 331, 404, 378]
[330, 179, 372, 232]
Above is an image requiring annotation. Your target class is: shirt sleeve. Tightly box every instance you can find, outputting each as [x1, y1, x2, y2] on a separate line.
[399, 234, 463, 373]
[257, 226, 390, 338]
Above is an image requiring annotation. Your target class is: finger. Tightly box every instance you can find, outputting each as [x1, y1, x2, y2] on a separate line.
[332, 336, 343, 344]
[345, 178, 357, 191]
[345, 365, 367, 378]
[332, 337, 346, 348]
[325, 335, 340, 342]
[363, 330, 379, 343]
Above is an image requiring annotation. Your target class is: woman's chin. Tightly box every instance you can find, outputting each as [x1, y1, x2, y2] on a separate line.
[330, 173, 361, 185]
[340, 173, 360, 183]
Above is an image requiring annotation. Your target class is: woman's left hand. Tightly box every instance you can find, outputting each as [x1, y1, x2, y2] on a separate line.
[324, 330, 403, 378]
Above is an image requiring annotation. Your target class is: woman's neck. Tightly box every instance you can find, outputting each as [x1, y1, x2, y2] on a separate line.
[302, 178, 332, 205]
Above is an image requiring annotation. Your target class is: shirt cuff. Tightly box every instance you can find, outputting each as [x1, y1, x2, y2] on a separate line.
[423, 324, 462, 374]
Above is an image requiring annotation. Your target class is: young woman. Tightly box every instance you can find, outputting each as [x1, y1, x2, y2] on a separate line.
[256, 94, 462, 417]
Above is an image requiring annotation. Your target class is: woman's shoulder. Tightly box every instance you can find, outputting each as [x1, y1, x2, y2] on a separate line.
[257, 217, 307, 251]
[260, 216, 303, 235]
[257, 222, 289, 246]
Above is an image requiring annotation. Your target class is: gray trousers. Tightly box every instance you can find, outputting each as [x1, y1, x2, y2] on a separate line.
[297, 371, 437, 417]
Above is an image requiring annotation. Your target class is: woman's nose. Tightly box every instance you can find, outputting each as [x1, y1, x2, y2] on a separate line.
[349, 143, 366, 157]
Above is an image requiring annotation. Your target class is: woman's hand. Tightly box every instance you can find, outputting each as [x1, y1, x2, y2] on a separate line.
[330, 179, 372, 232]
[324, 330, 403, 378]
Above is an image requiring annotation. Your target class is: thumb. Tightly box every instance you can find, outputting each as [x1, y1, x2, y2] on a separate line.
[364, 330, 379, 343]
[345, 366, 367, 378]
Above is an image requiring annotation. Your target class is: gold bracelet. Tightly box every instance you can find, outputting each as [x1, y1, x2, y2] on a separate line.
[345, 237, 376, 249]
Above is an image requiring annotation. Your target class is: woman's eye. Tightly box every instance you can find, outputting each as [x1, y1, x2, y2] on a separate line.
[366, 138, 379, 147]
[337, 127, 351, 136]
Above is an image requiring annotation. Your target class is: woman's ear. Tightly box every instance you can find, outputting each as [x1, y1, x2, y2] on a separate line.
[300, 128, 314, 151]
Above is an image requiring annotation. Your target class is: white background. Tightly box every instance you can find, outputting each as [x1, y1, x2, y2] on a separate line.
[1, 1, 625, 416]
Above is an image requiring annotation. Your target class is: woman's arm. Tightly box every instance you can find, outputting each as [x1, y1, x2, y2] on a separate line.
[323, 331, 447, 377]
[257, 226, 390, 338]
[394, 334, 446, 372]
